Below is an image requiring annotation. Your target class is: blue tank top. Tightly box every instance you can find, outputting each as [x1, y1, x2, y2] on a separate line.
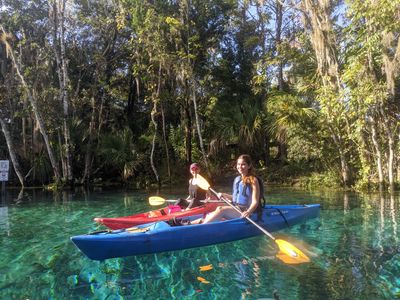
[232, 176, 252, 207]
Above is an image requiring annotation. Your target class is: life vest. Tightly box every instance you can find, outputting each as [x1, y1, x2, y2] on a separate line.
[232, 176, 252, 206]
[233, 175, 265, 220]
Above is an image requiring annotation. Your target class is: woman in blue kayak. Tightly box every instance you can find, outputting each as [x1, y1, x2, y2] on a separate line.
[202, 154, 260, 223]
[175, 163, 208, 210]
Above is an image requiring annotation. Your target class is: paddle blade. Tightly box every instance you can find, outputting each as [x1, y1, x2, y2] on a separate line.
[149, 196, 166, 206]
[275, 239, 310, 264]
[197, 276, 210, 284]
[196, 174, 211, 190]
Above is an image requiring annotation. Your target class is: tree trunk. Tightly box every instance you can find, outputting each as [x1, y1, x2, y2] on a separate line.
[330, 126, 350, 188]
[381, 32, 399, 189]
[50, 0, 73, 185]
[264, 136, 271, 166]
[301, 0, 351, 186]
[84, 69, 110, 183]
[338, 148, 350, 188]
[275, 0, 284, 91]
[275, 0, 287, 163]
[22, 115, 27, 159]
[381, 116, 395, 187]
[184, 103, 192, 164]
[255, 1, 271, 166]
[150, 62, 163, 186]
[191, 81, 209, 171]
[160, 102, 171, 181]
[369, 117, 384, 184]
[0, 117, 25, 187]
[59, 0, 73, 185]
[387, 135, 395, 188]
[1, 25, 61, 182]
[150, 110, 159, 184]
[82, 96, 96, 184]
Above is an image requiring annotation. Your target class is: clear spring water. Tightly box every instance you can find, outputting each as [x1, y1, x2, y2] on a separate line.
[0, 186, 399, 299]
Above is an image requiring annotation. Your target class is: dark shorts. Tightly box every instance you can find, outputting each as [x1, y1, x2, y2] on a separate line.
[236, 205, 248, 212]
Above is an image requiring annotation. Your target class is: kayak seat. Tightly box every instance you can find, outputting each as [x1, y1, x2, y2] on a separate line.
[153, 221, 171, 230]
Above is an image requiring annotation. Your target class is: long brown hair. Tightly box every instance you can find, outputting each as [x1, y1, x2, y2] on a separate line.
[237, 154, 256, 185]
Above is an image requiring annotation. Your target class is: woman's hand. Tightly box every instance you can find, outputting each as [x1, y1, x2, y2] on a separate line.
[241, 210, 251, 218]
[218, 193, 232, 202]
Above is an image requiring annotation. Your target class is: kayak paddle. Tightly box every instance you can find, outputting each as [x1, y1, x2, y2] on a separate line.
[195, 174, 310, 265]
[149, 196, 177, 206]
[149, 196, 223, 206]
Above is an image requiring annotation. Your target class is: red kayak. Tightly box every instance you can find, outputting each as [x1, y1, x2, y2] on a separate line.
[94, 202, 222, 229]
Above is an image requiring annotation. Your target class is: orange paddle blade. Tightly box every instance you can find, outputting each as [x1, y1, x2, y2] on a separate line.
[275, 239, 310, 264]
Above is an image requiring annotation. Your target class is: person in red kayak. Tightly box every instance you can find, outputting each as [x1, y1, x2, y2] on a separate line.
[175, 163, 208, 210]
[202, 154, 260, 223]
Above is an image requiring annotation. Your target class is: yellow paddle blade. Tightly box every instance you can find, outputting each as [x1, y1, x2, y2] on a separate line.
[275, 239, 310, 264]
[196, 174, 210, 190]
[149, 196, 166, 206]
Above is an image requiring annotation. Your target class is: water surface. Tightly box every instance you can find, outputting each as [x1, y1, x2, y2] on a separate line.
[0, 186, 399, 299]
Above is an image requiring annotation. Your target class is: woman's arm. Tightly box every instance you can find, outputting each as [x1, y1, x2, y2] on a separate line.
[185, 198, 196, 209]
[185, 179, 192, 200]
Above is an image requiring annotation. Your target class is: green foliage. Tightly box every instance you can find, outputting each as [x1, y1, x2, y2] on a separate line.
[30, 150, 52, 186]
[168, 126, 186, 161]
[299, 171, 343, 189]
[168, 125, 202, 162]
[267, 92, 316, 143]
[287, 131, 323, 163]
[98, 129, 142, 182]
[0, 0, 399, 189]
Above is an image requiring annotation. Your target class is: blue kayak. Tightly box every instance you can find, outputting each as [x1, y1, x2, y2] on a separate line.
[71, 204, 320, 260]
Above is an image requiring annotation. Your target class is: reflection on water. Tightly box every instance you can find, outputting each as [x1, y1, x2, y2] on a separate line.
[0, 187, 399, 299]
[0, 206, 9, 233]
[0, 190, 9, 234]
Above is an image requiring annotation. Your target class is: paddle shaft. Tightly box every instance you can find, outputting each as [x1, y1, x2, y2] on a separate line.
[157, 199, 223, 203]
[149, 195, 225, 206]
[208, 187, 276, 241]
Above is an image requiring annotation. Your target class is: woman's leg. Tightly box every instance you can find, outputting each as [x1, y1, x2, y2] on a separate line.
[202, 206, 241, 223]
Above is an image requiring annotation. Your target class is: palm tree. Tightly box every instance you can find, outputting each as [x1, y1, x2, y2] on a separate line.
[266, 92, 316, 161]
[208, 99, 266, 161]
[98, 128, 142, 182]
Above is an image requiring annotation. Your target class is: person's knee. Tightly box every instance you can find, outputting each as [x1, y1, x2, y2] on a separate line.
[215, 206, 223, 212]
